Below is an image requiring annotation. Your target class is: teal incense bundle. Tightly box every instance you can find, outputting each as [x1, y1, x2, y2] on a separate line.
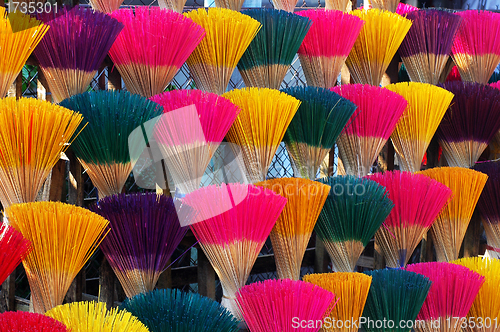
[237, 9, 311, 90]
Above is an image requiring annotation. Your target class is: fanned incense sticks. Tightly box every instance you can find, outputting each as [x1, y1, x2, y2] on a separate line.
[346, 9, 412, 86]
[396, 3, 418, 15]
[282, 86, 357, 179]
[399, 10, 462, 85]
[34, 7, 123, 103]
[237, 9, 312, 89]
[406, 262, 484, 332]
[0, 223, 31, 285]
[90, 193, 191, 298]
[182, 183, 287, 319]
[150, 89, 240, 194]
[270, 0, 298, 13]
[331, 84, 408, 177]
[184, 8, 261, 95]
[436, 82, 500, 168]
[473, 161, 500, 257]
[297, 10, 365, 89]
[6, 202, 109, 313]
[109, 7, 205, 98]
[121, 289, 240, 332]
[158, 0, 186, 14]
[368, 171, 452, 268]
[386, 82, 454, 173]
[0, 97, 82, 208]
[60, 90, 163, 198]
[223, 88, 300, 183]
[0, 312, 68, 332]
[46, 301, 149, 332]
[256, 178, 330, 280]
[236, 279, 336, 332]
[363, 269, 432, 332]
[303, 273, 372, 332]
[325, 0, 350, 11]
[89, 0, 124, 13]
[451, 10, 500, 85]
[452, 257, 500, 332]
[0, 8, 48, 98]
[369, 0, 400, 13]
[316, 176, 393, 272]
[417, 167, 487, 262]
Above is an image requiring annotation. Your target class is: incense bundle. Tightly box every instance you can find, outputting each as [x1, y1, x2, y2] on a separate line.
[473, 161, 500, 258]
[0, 8, 48, 98]
[363, 269, 432, 332]
[256, 178, 330, 280]
[184, 8, 261, 95]
[346, 9, 412, 86]
[121, 289, 240, 332]
[0, 223, 31, 285]
[182, 183, 287, 318]
[386, 82, 454, 172]
[109, 7, 205, 98]
[417, 167, 487, 262]
[406, 262, 484, 332]
[89, 0, 123, 13]
[444, 65, 462, 82]
[0, 312, 68, 332]
[436, 82, 500, 168]
[150, 89, 240, 194]
[399, 10, 462, 85]
[237, 9, 312, 89]
[452, 257, 500, 332]
[303, 273, 372, 332]
[396, 3, 418, 15]
[6, 202, 109, 313]
[451, 10, 500, 85]
[222, 88, 300, 183]
[0, 97, 82, 208]
[60, 90, 163, 198]
[282, 86, 357, 179]
[158, 0, 186, 14]
[316, 176, 393, 272]
[236, 279, 336, 332]
[368, 171, 452, 268]
[297, 10, 365, 89]
[325, 0, 350, 11]
[89, 193, 191, 298]
[331, 84, 408, 177]
[492, 81, 500, 90]
[46, 301, 149, 332]
[33, 7, 123, 103]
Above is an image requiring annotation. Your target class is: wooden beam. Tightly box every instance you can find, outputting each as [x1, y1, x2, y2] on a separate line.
[0, 271, 16, 313]
[197, 248, 215, 300]
[49, 159, 66, 202]
[99, 257, 115, 309]
[108, 62, 122, 90]
[314, 235, 328, 274]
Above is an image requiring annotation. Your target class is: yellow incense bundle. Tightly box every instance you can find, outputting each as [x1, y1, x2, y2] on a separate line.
[223, 87, 300, 183]
[346, 9, 412, 86]
[386, 82, 454, 173]
[185, 8, 261, 95]
[417, 167, 487, 262]
[46, 301, 149, 332]
[6, 202, 109, 313]
[256, 178, 330, 280]
[0, 97, 83, 208]
[303, 273, 372, 332]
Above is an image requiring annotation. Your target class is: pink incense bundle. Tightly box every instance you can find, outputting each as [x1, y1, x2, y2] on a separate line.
[406, 262, 484, 332]
[236, 279, 336, 332]
[109, 7, 205, 98]
[451, 10, 500, 84]
[0, 223, 31, 285]
[331, 84, 408, 177]
[182, 183, 287, 320]
[151, 90, 240, 194]
[396, 3, 418, 15]
[297, 10, 365, 89]
[368, 171, 452, 267]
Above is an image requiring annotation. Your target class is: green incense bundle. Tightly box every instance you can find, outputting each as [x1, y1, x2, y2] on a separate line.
[316, 175, 393, 272]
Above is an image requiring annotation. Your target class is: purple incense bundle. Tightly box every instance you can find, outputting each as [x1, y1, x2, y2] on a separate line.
[90, 193, 192, 298]
[437, 82, 500, 168]
[399, 9, 462, 84]
[34, 7, 123, 103]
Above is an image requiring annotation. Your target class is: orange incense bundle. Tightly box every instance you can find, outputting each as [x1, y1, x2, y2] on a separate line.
[256, 178, 330, 280]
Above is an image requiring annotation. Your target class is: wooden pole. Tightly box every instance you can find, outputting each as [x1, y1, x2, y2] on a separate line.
[197, 248, 215, 300]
